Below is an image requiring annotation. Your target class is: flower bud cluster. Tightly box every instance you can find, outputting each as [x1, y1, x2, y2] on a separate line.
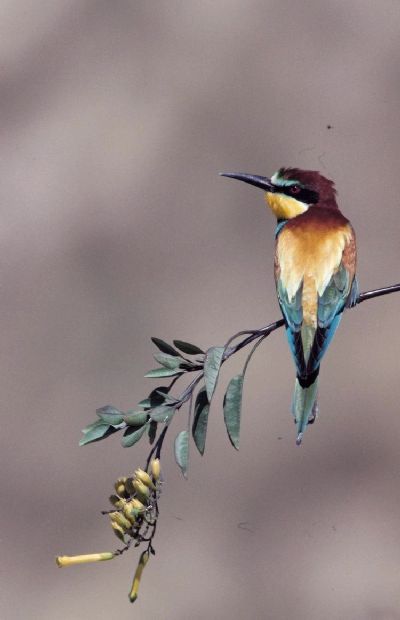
[108, 459, 161, 545]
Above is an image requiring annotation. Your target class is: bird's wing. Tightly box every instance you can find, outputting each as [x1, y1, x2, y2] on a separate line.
[276, 276, 303, 330]
[275, 263, 307, 377]
[306, 228, 357, 373]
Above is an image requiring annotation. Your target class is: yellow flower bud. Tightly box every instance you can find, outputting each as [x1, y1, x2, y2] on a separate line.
[110, 520, 126, 542]
[123, 502, 138, 524]
[130, 498, 146, 511]
[123, 496, 147, 522]
[123, 477, 135, 495]
[114, 477, 128, 497]
[134, 468, 155, 490]
[109, 495, 126, 509]
[129, 550, 149, 603]
[109, 511, 132, 531]
[132, 479, 150, 499]
[151, 458, 161, 481]
[56, 552, 114, 567]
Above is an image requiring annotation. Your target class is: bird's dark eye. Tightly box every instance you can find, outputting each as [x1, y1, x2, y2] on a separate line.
[290, 185, 301, 194]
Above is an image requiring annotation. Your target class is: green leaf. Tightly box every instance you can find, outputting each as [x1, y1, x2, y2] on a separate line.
[145, 368, 182, 378]
[153, 352, 183, 369]
[174, 430, 189, 478]
[81, 419, 103, 434]
[192, 387, 210, 455]
[173, 340, 204, 355]
[148, 420, 157, 444]
[121, 423, 148, 448]
[149, 386, 169, 407]
[159, 392, 179, 404]
[223, 374, 244, 450]
[204, 346, 225, 401]
[80, 422, 119, 446]
[150, 404, 175, 423]
[123, 410, 149, 426]
[96, 405, 124, 425]
[137, 398, 151, 409]
[151, 337, 179, 356]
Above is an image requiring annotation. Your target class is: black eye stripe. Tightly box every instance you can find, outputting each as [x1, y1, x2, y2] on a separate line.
[279, 185, 319, 204]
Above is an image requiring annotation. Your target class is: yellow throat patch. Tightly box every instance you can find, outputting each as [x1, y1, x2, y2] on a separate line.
[266, 192, 308, 220]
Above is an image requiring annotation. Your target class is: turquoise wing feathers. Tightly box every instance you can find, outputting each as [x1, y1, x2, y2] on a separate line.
[276, 250, 357, 376]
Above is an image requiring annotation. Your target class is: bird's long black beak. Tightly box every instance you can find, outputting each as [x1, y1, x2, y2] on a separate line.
[219, 172, 275, 192]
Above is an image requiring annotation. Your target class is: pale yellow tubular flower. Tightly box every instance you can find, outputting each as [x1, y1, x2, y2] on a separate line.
[56, 552, 114, 567]
[129, 550, 150, 603]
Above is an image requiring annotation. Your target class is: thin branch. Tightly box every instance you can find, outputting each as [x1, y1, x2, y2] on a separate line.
[145, 425, 168, 470]
[357, 282, 400, 303]
[224, 319, 284, 360]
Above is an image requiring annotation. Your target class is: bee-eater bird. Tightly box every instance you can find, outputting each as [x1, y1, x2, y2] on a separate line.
[220, 168, 358, 445]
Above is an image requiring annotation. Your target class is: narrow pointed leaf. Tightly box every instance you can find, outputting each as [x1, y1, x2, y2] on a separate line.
[160, 392, 179, 404]
[173, 340, 204, 355]
[151, 337, 179, 356]
[174, 430, 189, 478]
[150, 404, 175, 423]
[149, 386, 169, 407]
[96, 405, 124, 425]
[153, 352, 183, 369]
[223, 374, 244, 450]
[148, 420, 157, 444]
[121, 423, 148, 448]
[144, 368, 182, 378]
[137, 398, 151, 409]
[204, 346, 225, 401]
[192, 387, 210, 455]
[80, 423, 119, 446]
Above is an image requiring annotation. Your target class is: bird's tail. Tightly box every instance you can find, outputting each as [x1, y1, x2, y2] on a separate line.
[292, 375, 319, 445]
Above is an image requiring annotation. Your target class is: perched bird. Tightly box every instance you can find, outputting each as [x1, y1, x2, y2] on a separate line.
[221, 168, 357, 445]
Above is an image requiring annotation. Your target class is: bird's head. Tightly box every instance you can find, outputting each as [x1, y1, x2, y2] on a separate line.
[220, 167, 337, 220]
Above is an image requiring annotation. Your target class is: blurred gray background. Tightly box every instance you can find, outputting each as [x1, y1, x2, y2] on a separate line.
[1, 1, 400, 619]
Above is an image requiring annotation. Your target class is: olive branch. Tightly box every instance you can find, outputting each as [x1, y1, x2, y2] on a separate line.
[56, 281, 400, 603]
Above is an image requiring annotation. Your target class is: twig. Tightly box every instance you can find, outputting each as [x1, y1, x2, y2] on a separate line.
[357, 283, 400, 303]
